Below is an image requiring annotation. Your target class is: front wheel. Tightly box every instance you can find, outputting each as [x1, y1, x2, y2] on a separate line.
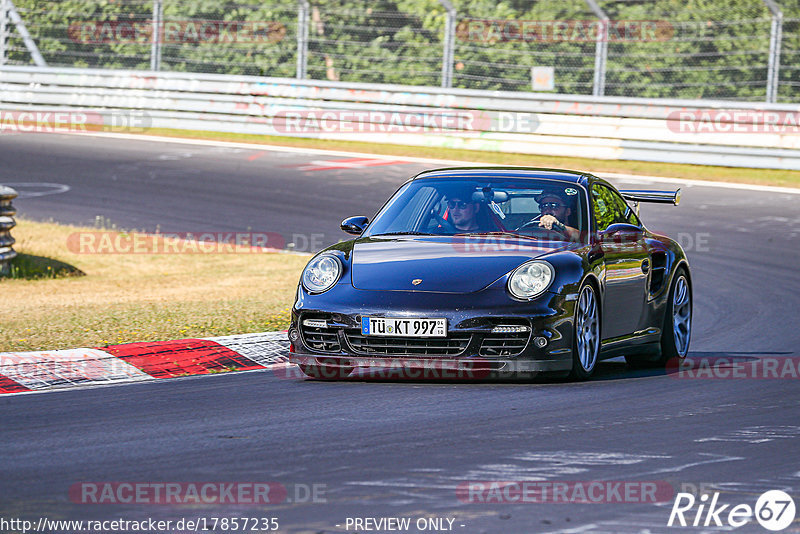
[568, 283, 601, 380]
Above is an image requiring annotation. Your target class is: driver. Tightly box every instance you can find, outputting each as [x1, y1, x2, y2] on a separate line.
[536, 189, 580, 241]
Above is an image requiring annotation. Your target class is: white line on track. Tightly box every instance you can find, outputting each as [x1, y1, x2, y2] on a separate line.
[74, 131, 800, 196]
[2, 182, 71, 198]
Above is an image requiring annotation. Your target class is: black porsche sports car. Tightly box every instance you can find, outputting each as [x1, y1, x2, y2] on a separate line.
[288, 167, 691, 380]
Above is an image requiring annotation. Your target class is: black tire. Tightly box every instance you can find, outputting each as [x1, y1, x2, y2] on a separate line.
[299, 364, 353, 380]
[568, 282, 601, 380]
[625, 268, 692, 369]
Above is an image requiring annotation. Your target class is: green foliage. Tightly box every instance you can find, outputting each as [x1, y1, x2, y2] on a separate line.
[11, 0, 153, 69]
[5, 0, 797, 101]
[451, 0, 597, 93]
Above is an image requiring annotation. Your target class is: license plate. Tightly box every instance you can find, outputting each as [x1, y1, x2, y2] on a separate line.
[362, 317, 447, 337]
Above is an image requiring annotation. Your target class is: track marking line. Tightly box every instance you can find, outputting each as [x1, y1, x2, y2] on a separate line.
[247, 151, 267, 161]
[2, 182, 71, 198]
[290, 157, 409, 171]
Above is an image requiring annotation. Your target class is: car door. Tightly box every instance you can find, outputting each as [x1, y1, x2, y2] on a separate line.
[592, 183, 649, 339]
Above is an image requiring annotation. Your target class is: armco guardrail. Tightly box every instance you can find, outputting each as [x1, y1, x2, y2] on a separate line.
[0, 186, 18, 275]
[1, 66, 798, 170]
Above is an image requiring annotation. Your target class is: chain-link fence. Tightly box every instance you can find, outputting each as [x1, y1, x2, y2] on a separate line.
[453, 0, 600, 95]
[602, 0, 779, 101]
[3, 0, 299, 76]
[1, 0, 798, 103]
[306, 5, 443, 86]
[780, 1, 799, 101]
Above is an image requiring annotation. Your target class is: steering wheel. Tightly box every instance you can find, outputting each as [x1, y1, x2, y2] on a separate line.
[516, 215, 569, 238]
[515, 214, 541, 231]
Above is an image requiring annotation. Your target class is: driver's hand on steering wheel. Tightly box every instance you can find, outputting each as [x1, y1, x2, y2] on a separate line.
[539, 214, 563, 231]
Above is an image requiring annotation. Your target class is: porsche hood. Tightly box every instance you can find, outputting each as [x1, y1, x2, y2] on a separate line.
[350, 236, 561, 293]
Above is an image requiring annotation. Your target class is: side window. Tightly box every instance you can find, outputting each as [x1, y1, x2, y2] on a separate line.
[592, 184, 639, 231]
[394, 186, 437, 231]
[626, 206, 641, 227]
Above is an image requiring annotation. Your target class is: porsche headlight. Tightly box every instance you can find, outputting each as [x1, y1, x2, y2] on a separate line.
[302, 254, 342, 294]
[508, 261, 554, 300]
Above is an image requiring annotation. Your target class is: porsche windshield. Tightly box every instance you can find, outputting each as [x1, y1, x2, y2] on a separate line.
[365, 178, 589, 243]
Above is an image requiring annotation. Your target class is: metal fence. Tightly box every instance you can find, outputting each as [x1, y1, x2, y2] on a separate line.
[0, 0, 797, 103]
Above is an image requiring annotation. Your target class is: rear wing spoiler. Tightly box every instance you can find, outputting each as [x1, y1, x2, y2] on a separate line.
[620, 189, 681, 206]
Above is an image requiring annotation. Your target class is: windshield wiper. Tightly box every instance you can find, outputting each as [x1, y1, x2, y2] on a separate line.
[371, 231, 438, 237]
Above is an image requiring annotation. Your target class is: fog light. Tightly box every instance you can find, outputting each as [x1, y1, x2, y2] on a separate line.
[491, 325, 531, 334]
[534, 336, 548, 348]
[289, 329, 300, 341]
[302, 319, 327, 328]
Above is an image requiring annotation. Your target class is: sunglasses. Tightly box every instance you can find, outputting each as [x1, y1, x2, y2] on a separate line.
[540, 202, 566, 210]
[447, 200, 471, 209]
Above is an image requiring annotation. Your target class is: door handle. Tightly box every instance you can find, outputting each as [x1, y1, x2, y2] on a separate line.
[641, 259, 650, 274]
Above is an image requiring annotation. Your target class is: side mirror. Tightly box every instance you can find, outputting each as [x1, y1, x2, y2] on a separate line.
[599, 223, 642, 243]
[341, 216, 369, 235]
[602, 223, 641, 235]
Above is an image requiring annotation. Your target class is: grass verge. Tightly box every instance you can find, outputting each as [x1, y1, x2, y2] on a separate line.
[135, 128, 800, 189]
[1, 218, 307, 352]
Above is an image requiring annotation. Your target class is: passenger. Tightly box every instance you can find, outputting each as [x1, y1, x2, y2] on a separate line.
[446, 192, 481, 232]
[442, 185, 498, 233]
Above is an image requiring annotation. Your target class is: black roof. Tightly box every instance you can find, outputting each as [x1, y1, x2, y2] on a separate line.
[412, 167, 589, 184]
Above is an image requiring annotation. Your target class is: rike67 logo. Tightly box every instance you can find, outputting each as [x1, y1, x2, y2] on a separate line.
[668, 490, 796, 531]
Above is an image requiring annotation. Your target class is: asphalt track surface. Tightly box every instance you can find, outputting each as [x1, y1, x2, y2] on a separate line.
[2, 133, 800, 534]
